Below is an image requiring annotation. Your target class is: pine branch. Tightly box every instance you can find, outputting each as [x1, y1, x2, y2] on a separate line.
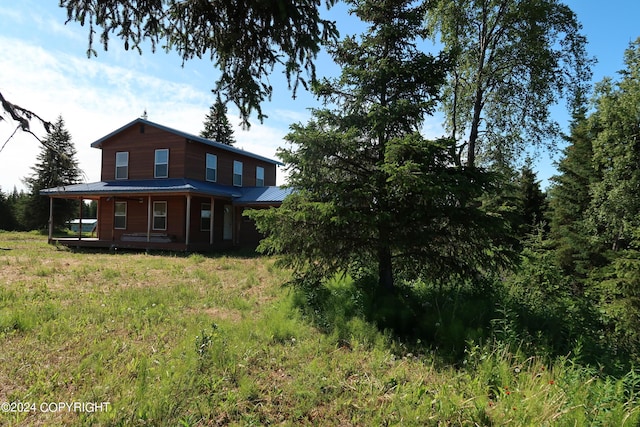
[0, 91, 53, 150]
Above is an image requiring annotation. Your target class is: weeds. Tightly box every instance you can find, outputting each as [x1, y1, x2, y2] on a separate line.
[0, 231, 638, 426]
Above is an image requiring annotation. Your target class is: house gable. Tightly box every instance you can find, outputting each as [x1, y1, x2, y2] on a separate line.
[98, 123, 187, 181]
[94, 118, 280, 185]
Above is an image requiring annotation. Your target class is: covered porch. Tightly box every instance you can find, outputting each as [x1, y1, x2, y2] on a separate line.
[41, 179, 245, 252]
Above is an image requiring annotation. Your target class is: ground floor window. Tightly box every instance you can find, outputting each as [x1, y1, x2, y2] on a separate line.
[201, 203, 211, 231]
[114, 201, 127, 229]
[153, 201, 167, 230]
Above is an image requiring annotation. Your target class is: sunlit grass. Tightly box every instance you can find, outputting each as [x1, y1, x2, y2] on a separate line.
[0, 231, 638, 426]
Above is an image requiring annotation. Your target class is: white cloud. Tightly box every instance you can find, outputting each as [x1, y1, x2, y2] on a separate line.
[0, 6, 23, 23]
[0, 36, 295, 192]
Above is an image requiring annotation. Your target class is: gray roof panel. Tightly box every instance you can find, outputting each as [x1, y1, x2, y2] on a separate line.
[90, 118, 284, 166]
[41, 179, 293, 204]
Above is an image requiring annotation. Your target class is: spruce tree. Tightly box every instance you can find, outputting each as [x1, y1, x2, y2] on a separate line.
[248, 0, 514, 292]
[22, 116, 82, 230]
[587, 37, 640, 251]
[514, 159, 547, 240]
[548, 109, 601, 277]
[0, 188, 18, 231]
[200, 95, 236, 145]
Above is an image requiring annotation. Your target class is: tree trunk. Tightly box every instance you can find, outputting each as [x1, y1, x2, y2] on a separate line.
[467, 85, 483, 168]
[377, 222, 395, 294]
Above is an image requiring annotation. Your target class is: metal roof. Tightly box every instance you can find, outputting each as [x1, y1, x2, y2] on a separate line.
[41, 179, 292, 204]
[40, 179, 242, 198]
[234, 186, 294, 205]
[90, 118, 284, 166]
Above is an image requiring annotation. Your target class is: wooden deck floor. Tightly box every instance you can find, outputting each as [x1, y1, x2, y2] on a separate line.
[49, 238, 224, 252]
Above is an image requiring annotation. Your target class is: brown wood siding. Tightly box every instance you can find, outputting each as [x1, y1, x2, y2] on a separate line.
[97, 195, 185, 242]
[98, 197, 113, 239]
[184, 140, 277, 186]
[99, 124, 277, 186]
[187, 196, 232, 244]
[83, 196, 267, 250]
[100, 125, 187, 181]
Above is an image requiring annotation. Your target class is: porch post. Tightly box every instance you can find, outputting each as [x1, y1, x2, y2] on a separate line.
[209, 197, 215, 245]
[147, 196, 152, 242]
[234, 207, 240, 246]
[185, 194, 192, 247]
[78, 197, 83, 241]
[111, 197, 115, 241]
[48, 197, 53, 242]
[95, 199, 99, 238]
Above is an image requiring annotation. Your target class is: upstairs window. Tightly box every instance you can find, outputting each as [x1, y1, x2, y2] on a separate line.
[115, 152, 128, 180]
[233, 160, 243, 187]
[256, 166, 265, 187]
[206, 153, 217, 182]
[155, 149, 169, 178]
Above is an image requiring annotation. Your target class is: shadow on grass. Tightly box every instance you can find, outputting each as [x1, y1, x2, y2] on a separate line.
[291, 274, 631, 374]
[66, 245, 263, 260]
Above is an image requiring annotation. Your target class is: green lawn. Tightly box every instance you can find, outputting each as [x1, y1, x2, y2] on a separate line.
[0, 231, 637, 426]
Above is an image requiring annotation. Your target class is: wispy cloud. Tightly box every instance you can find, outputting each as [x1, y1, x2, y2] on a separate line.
[0, 6, 23, 22]
[0, 36, 294, 191]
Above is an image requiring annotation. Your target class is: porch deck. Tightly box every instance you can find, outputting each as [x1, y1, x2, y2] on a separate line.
[50, 237, 227, 252]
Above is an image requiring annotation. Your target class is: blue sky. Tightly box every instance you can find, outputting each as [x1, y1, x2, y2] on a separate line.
[1, 1, 639, 192]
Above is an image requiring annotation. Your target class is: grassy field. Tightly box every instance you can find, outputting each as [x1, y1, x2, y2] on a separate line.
[0, 231, 638, 426]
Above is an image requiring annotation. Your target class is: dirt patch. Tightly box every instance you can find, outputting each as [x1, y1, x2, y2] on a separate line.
[191, 306, 243, 323]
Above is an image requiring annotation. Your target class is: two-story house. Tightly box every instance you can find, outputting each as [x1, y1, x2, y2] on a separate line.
[41, 118, 291, 251]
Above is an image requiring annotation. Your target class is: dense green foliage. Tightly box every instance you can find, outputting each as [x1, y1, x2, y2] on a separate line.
[548, 109, 601, 278]
[540, 37, 640, 361]
[249, 0, 514, 292]
[199, 94, 236, 145]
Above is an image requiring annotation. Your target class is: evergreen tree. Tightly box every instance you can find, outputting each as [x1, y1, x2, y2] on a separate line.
[587, 37, 640, 251]
[200, 95, 236, 145]
[0, 188, 18, 230]
[248, 0, 514, 292]
[548, 108, 602, 277]
[7, 187, 29, 231]
[22, 116, 82, 230]
[514, 158, 547, 240]
[581, 38, 640, 356]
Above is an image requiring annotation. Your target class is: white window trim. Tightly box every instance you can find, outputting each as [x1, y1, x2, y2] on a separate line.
[233, 160, 243, 187]
[114, 201, 127, 229]
[154, 149, 169, 179]
[152, 201, 167, 230]
[206, 153, 217, 182]
[115, 152, 129, 180]
[256, 166, 265, 187]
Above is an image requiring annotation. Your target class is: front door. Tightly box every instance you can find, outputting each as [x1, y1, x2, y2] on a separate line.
[223, 205, 232, 240]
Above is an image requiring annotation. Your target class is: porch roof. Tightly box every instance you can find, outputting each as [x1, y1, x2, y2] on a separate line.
[41, 179, 242, 198]
[41, 179, 293, 204]
[234, 186, 294, 205]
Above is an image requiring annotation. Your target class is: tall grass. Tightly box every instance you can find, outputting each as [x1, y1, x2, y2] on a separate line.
[0, 231, 638, 426]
